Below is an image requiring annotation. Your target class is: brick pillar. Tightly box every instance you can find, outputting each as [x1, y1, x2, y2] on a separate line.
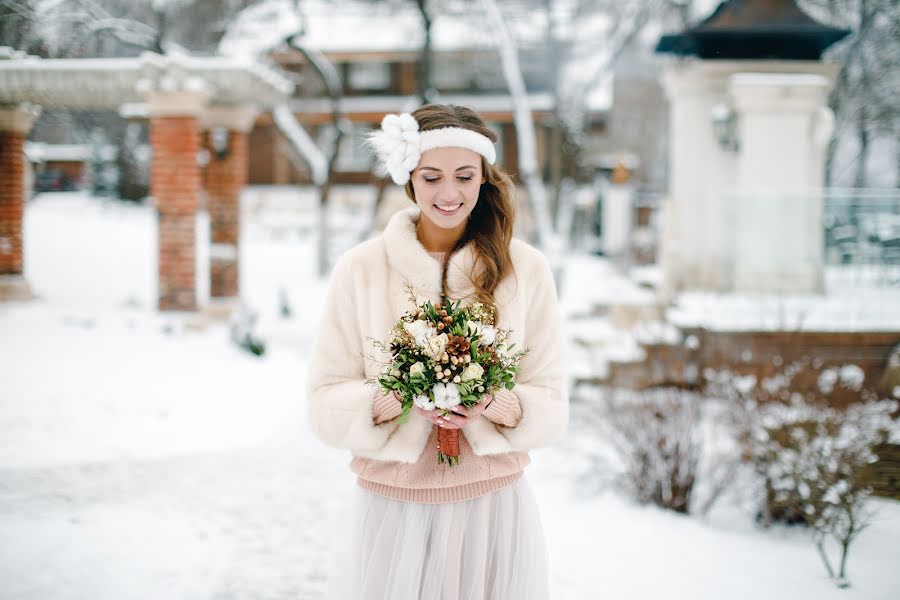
[200, 107, 256, 306]
[0, 129, 25, 275]
[148, 91, 207, 311]
[0, 104, 40, 301]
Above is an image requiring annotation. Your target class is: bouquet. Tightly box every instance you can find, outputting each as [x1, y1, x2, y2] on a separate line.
[366, 283, 530, 466]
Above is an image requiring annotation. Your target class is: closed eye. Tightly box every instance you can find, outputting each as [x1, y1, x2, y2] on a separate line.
[423, 175, 475, 184]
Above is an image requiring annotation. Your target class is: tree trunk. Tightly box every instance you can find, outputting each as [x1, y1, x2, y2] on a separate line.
[415, 0, 434, 105]
[481, 0, 555, 254]
[854, 105, 869, 189]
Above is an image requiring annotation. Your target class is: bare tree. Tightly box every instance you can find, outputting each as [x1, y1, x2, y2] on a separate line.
[284, 14, 349, 276]
[801, 0, 900, 188]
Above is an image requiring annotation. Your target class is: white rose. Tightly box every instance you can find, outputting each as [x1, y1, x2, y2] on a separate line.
[466, 320, 479, 336]
[426, 333, 448, 359]
[413, 393, 435, 410]
[432, 382, 461, 409]
[409, 361, 425, 376]
[404, 320, 434, 347]
[468, 320, 497, 346]
[460, 362, 484, 382]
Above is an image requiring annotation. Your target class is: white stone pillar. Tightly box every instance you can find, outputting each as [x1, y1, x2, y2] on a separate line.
[660, 62, 737, 296]
[601, 181, 634, 257]
[658, 59, 838, 299]
[728, 73, 833, 293]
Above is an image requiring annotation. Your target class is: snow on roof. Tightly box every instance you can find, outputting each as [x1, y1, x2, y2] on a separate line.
[0, 51, 292, 110]
[25, 142, 117, 163]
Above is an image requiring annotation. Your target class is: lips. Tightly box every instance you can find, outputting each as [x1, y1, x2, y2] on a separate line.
[434, 203, 463, 215]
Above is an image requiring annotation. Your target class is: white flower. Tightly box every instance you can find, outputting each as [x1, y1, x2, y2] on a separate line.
[409, 361, 425, 376]
[432, 382, 461, 409]
[414, 393, 436, 411]
[404, 320, 434, 348]
[425, 333, 449, 360]
[468, 320, 496, 346]
[460, 362, 484, 382]
[366, 113, 421, 185]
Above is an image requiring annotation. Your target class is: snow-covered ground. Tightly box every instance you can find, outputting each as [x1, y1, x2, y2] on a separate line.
[1, 190, 898, 600]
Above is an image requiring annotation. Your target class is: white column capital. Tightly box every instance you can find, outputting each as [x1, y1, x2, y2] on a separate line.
[0, 103, 41, 134]
[200, 106, 259, 133]
[729, 73, 830, 112]
[144, 90, 209, 117]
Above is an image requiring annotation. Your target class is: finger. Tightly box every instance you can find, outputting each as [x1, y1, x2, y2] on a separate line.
[440, 413, 467, 427]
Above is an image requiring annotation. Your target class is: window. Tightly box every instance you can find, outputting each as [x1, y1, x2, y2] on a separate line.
[347, 62, 391, 91]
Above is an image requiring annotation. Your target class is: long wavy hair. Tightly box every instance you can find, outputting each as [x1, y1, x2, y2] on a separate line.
[404, 104, 518, 322]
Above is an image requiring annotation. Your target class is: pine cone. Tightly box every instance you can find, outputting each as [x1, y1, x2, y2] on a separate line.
[445, 334, 470, 356]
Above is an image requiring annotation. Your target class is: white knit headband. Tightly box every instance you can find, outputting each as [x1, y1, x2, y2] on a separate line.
[366, 112, 497, 185]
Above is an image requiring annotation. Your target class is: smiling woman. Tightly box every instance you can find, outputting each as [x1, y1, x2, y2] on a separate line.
[313, 103, 564, 600]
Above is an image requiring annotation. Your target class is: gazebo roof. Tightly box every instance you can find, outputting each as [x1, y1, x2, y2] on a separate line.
[655, 0, 851, 60]
[0, 49, 293, 110]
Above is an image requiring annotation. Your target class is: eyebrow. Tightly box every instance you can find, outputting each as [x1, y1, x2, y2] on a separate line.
[419, 166, 477, 173]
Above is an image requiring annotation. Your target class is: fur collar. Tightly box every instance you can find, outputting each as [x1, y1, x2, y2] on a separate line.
[382, 205, 483, 301]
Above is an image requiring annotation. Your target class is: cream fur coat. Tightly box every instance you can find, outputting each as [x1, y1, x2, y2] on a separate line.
[305, 206, 569, 463]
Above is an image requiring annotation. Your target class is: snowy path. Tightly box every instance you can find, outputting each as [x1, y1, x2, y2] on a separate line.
[1, 192, 898, 599]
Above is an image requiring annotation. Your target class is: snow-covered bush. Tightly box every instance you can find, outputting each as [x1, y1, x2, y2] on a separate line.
[705, 364, 898, 587]
[230, 303, 267, 356]
[600, 385, 739, 514]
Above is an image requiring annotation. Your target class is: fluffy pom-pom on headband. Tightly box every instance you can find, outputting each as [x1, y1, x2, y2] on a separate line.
[365, 112, 497, 185]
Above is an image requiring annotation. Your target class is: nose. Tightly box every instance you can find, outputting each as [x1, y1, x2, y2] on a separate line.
[435, 177, 465, 200]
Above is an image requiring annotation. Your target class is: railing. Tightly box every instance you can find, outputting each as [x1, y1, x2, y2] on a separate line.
[823, 188, 900, 289]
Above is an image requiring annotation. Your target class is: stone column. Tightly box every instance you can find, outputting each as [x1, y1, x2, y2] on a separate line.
[148, 90, 208, 311]
[659, 62, 737, 297]
[729, 73, 833, 293]
[200, 106, 256, 312]
[658, 59, 838, 299]
[0, 103, 40, 301]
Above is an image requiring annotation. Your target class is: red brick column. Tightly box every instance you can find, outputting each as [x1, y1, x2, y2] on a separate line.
[201, 128, 247, 299]
[0, 130, 25, 276]
[151, 115, 201, 311]
[0, 105, 39, 301]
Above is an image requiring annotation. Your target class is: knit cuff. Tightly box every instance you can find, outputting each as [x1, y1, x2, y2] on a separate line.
[482, 388, 522, 427]
[372, 389, 404, 425]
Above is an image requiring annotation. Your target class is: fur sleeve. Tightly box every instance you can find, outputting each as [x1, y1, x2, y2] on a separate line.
[494, 251, 569, 449]
[305, 255, 400, 452]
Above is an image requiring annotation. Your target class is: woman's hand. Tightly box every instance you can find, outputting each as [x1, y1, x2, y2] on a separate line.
[414, 394, 493, 429]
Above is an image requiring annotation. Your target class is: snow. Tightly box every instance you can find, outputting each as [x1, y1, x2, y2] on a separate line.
[272, 105, 328, 186]
[24, 142, 117, 163]
[668, 288, 900, 332]
[1, 189, 899, 599]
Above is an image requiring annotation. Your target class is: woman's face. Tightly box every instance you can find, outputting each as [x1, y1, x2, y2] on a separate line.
[410, 146, 485, 230]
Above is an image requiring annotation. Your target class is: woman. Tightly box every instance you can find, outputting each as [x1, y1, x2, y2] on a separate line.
[307, 104, 568, 600]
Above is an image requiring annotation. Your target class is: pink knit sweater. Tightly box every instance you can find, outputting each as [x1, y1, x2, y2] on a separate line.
[349, 251, 531, 503]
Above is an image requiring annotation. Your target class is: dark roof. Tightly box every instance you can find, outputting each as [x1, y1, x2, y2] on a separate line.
[655, 0, 851, 60]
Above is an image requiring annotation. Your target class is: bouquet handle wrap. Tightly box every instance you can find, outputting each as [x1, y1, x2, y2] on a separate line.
[438, 427, 460, 464]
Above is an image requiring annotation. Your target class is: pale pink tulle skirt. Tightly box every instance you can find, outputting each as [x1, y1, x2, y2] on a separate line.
[324, 475, 550, 600]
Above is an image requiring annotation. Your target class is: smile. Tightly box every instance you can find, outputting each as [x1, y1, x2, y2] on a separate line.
[434, 203, 463, 215]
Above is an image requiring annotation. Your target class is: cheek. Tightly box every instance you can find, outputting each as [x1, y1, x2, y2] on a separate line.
[463, 180, 482, 201]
